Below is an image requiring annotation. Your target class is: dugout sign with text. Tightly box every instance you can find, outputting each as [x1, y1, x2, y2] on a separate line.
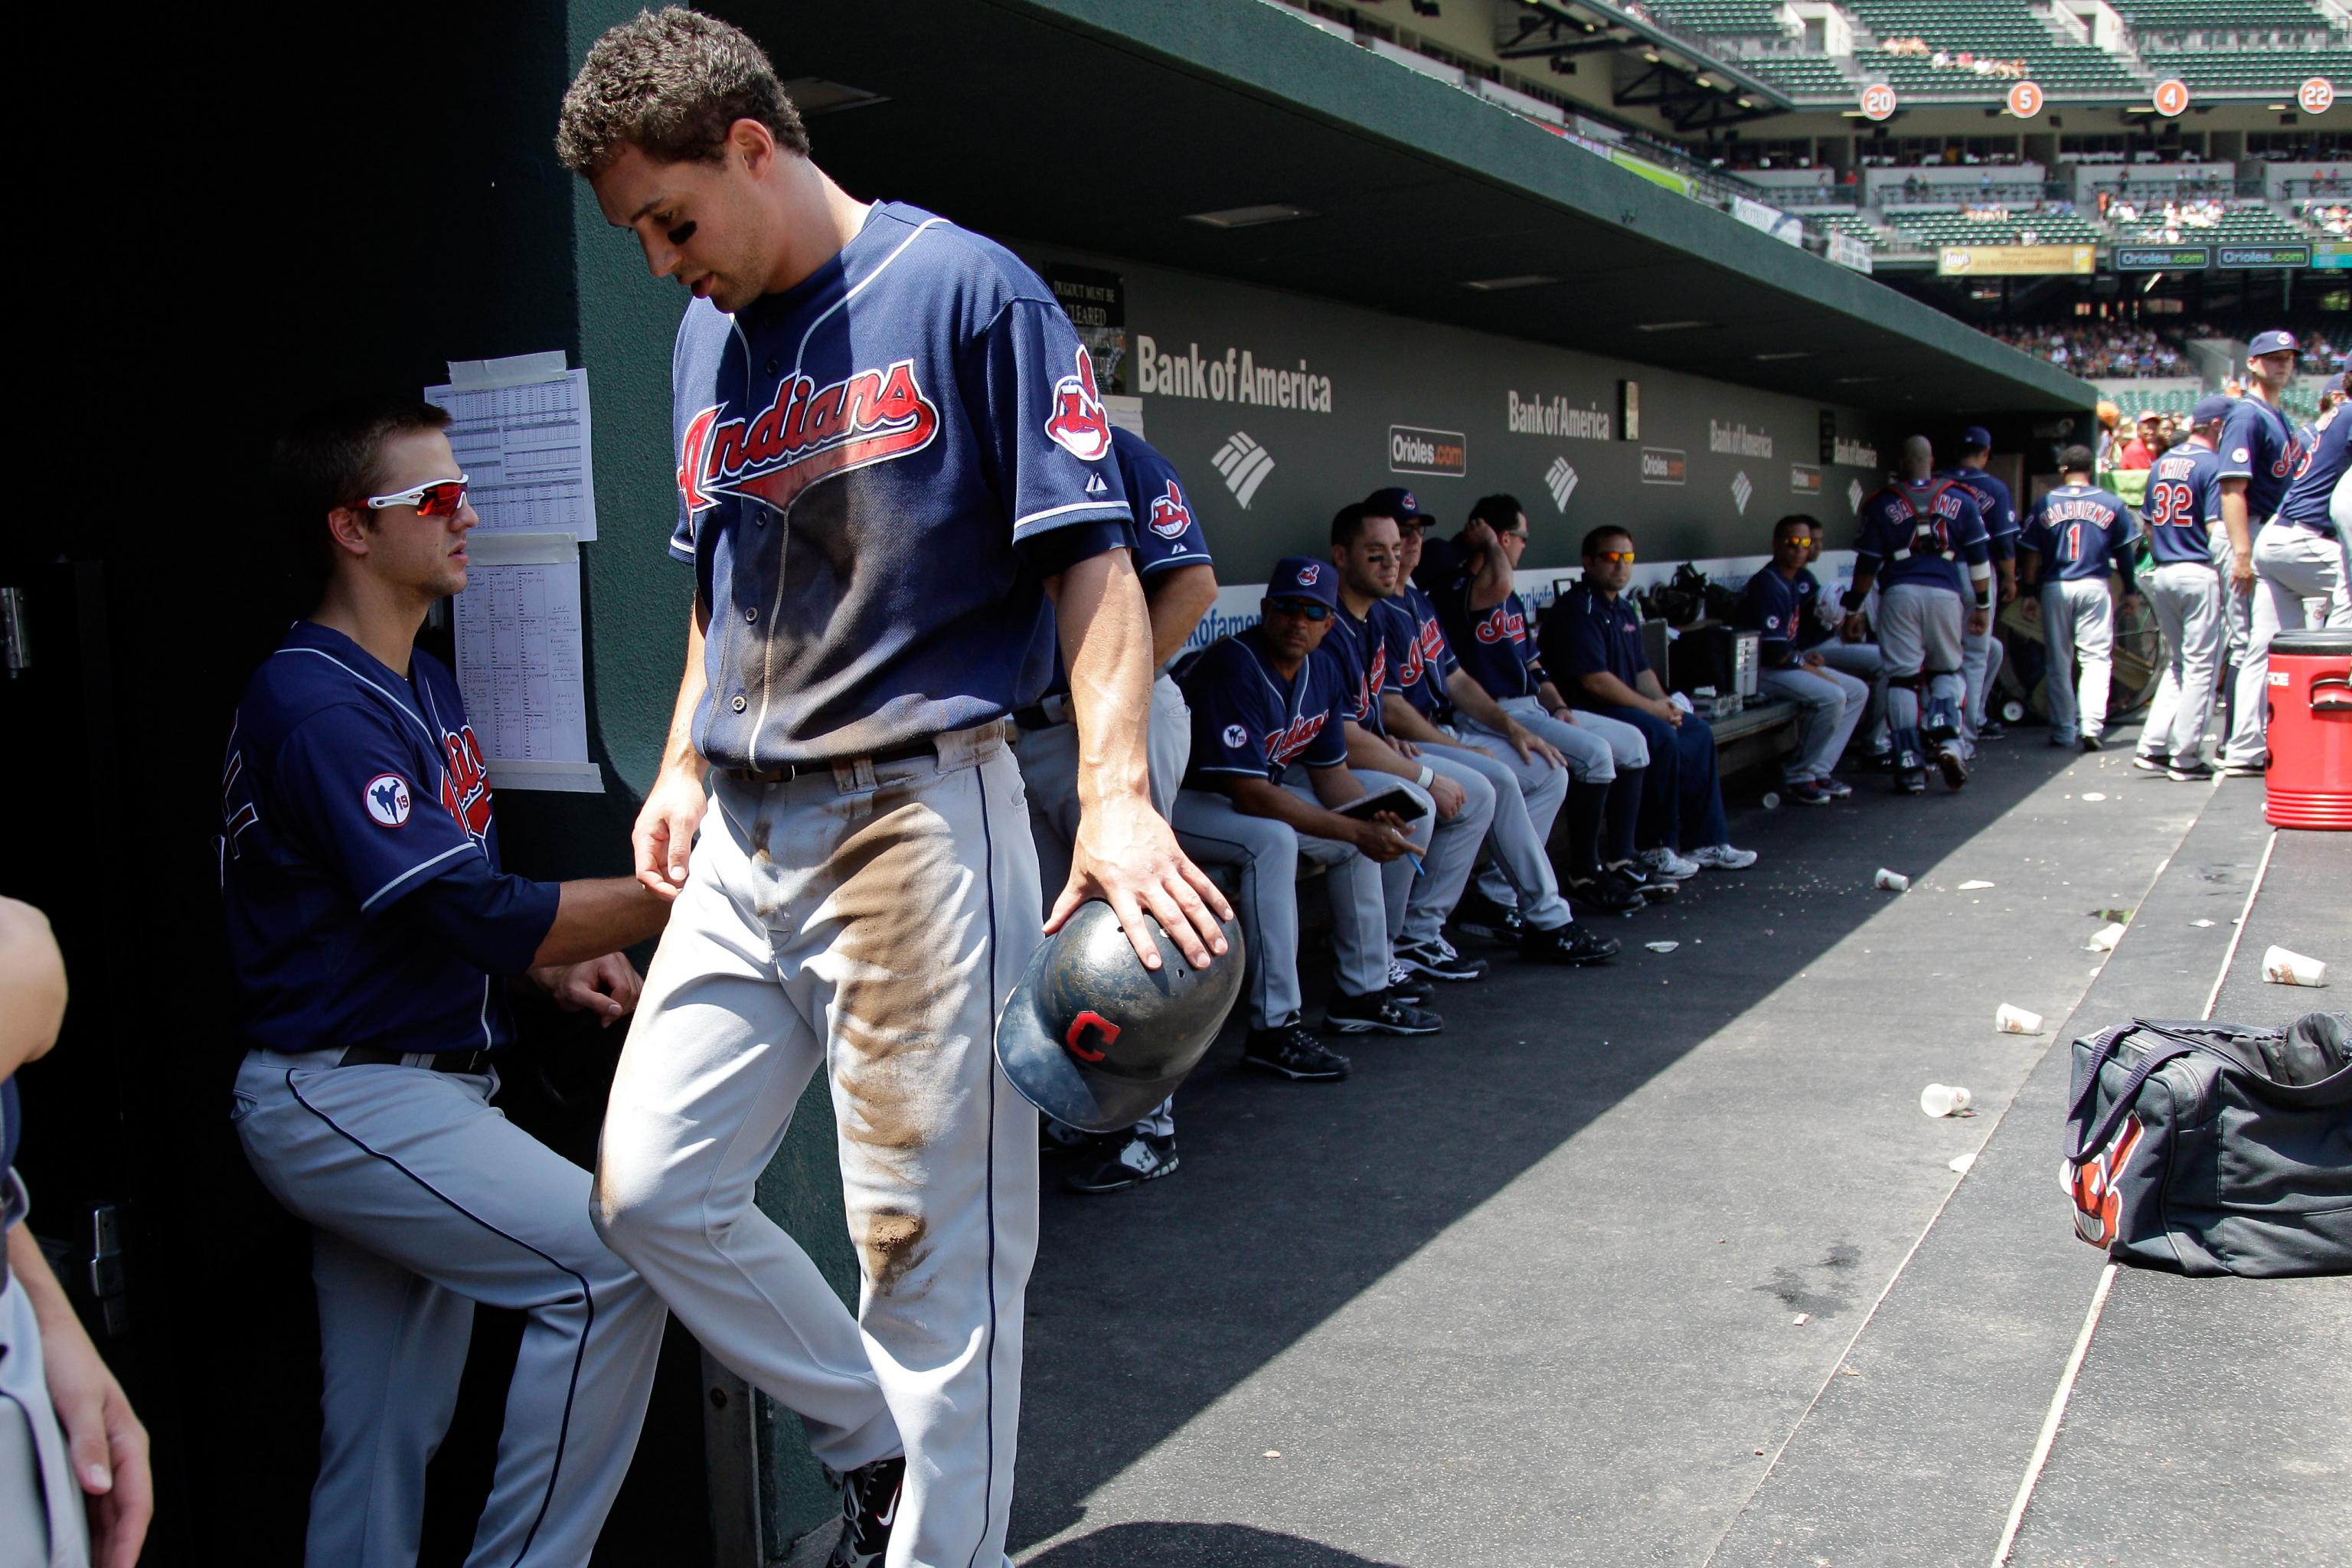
[2115, 245, 2211, 271]
[1937, 244, 2096, 277]
[1020, 242, 1889, 576]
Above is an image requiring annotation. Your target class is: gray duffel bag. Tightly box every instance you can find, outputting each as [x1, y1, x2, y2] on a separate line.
[2063, 1013, 2352, 1277]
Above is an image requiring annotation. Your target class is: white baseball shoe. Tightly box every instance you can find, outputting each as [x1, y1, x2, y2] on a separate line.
[1687, 844, 1758, 871]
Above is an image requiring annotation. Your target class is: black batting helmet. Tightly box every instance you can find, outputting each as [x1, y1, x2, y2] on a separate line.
[994, 902, 1244, 1133]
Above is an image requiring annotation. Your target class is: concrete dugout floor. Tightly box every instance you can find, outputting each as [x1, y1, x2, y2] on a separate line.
[1007, 732, 2346, 1568]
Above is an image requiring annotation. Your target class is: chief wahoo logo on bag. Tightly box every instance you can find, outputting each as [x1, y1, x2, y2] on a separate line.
[2068, 1112, 2145, 1248]
[1044, 346, 1113, 462]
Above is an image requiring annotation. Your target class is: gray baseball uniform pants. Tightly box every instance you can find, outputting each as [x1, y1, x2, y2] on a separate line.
[2224, 524, 2352, 768]
[1455, 695, 1632, 779]
[2, 1177, 87, 1568]
[1429, 728, 1573, 930]
[1810, 641, 1886, 750]
[232, 1053, 667, 1568]
[1168, 783, 1397, 1028]
[1368, 760, 1494, 951]
[1757, 662, 1870, 783]
[1961, 618, 2005, 740]
[2040, 577, 2116, 744]
[1012, 672, 1190, 1139]
[2141, 561, 2227, 765]
[1877, 584, 1967, 737]
[596, 723, 1037, 1568]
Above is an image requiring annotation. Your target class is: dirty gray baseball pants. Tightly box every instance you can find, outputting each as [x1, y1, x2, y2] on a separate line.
[596, 722, 1037, 1568]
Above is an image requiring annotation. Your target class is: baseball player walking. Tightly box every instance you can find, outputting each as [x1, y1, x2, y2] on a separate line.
[1939, 427, 2019, 745]
[1014, 426, 1217, 1194]
[2217, 331, 2306, 774]
[2135, 396, 2234, 781]
[1845, 437, 1994, 794]
[2019, 449, 2139, 752]
[557, 15, 1230, 1566]
[220, 398, 675, 1567]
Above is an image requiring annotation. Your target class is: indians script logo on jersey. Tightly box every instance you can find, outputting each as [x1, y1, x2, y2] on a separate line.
[677, 359, 942, 518]
[1396, 611, 1446, 691]
[439, 726, 493, 840]
[1145, 480, 1195, 541]
[1044, 346, 1112, 462]
[2069, 1112, 2144, 1248]
[363, 773, 413, 828]
[1263, 711, 1329, 769]
[1473, 604, 1527, 645]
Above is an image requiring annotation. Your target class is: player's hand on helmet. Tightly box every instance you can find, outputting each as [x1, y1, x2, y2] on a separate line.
[34, 1286, 151, 1568]
[1349, 815, 1413, 863]
[1054, 792, 1233, 972]
[535, 953, 644, 1027]
[1427, 773, 1467, 819]
[1967, 607, 1992, 636]
[632, 764, 710, 899]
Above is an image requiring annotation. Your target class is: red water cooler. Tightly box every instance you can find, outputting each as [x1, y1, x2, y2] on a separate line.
[2265, 628, 2352, 831]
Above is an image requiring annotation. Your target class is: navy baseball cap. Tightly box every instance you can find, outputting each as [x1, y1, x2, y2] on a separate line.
[1960, 425, 1993, 452]
[1362, 485, 1434, 524]
[2190, 394, 2233, 426]
[1266, 556, 1340, 609]
[2249, 329, 2299, 358]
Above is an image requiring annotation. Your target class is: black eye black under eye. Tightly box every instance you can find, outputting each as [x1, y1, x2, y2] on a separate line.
[666, 220, 697, 245]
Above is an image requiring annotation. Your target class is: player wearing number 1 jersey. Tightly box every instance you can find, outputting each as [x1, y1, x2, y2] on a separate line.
[2135, 396, 2231, 780]
[2019, 449, 2138, 752]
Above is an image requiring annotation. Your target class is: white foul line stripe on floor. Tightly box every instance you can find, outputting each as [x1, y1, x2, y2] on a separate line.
[2203, 828, 2278, 1023]
[1991, 1262, 2118, 1566]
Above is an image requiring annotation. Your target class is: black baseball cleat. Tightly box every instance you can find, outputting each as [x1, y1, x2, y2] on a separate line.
[1447, 889, 1524, 945]
[1565, 870, 1645, 915]
[1936, 745, 1968, 791]
[1521, 922, 1619, 965]
[827, 1455, 906, 1568]
[1977, 718, 2007, 741]
[1383, 959, 1429, 1006]
[1896, 766, 1928, 795]
[2133, 751, 2171, 774]
[1605, 860, 1677, 901]
[1064, 1132, 1178, 1194]
[1863, 747, 1897, 773]
[1242, 1024, 1351, 1080]
[1397, 937, 1487, 982]
[1325, 989, 1442, 1036]
[2167, 759, 2216, 782]
[2080, 733, 2104, 753]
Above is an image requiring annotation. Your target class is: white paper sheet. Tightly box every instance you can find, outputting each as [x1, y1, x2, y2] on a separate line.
[424, 353, 599, 541]
[452, 532, 600, 793]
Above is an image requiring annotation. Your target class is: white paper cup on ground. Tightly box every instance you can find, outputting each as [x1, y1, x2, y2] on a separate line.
[1995, 1004, 2045, 1035]
[1919, 1083, 1974, 1119]
[1875, 868, 1910, 892]
[2262, 946, 2329, 987]
[2086, 922, 2126, 953]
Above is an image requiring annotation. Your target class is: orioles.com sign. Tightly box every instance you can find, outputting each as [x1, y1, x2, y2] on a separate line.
[1389, 425, 1467, 477]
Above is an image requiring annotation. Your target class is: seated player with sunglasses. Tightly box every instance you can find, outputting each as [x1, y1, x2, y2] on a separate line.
[219, 396, 678, 1566]
[1169, 557, 1442, 1083]
[1545, 526, 1757, 874]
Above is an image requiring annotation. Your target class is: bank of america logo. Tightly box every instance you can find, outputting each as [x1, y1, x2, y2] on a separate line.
[1847, 478, 1865, 514]
[1211, 431, 1276, 508]
[1730, 471, 1754, 515]
[1545, 456, 1580, 513]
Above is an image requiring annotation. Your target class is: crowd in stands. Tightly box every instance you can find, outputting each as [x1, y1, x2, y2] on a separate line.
[1990, 322, 2184, 377]
[1879, 38, 2032, 79]
[2103, 194, 2226, 237]
[2302, 200, 2352, 237]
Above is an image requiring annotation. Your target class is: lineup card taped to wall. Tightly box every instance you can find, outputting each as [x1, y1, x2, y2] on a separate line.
[452, 531, 600, 793]
[423, 351, 599, 541]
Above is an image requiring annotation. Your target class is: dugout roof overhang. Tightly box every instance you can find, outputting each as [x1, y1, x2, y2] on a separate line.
[732, 0, 2096, 419]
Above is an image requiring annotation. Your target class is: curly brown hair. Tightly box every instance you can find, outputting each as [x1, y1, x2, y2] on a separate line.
[556, 8, 808, 177]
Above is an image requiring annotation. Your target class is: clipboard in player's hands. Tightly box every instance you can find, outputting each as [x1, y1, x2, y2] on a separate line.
[1333, 782, 1430, 823]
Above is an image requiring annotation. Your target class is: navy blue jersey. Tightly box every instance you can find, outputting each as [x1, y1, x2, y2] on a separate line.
[2272, 410, 2350, 539]
[1428, 551, 1544, 701]
[1382, 585, 1457, 722]
[671, 202, 1132, 769]
[1855, 479, 1991, 598]
[1548, 581, 1648, 706]
[1176, 629, 1348, 789]
[1787, 567, 1836, 650]
[2143, 443, 2229, 567]
[1737, 568, 1808, 668]
[2021, 485, 2138, 585]
[1113, 426, 1211, 583]
[1939, 466, 2020, 562]
[2216, 397, 2301, 521]
[219, 623, 560, 1057]
[1321, 600, 1393, 737]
